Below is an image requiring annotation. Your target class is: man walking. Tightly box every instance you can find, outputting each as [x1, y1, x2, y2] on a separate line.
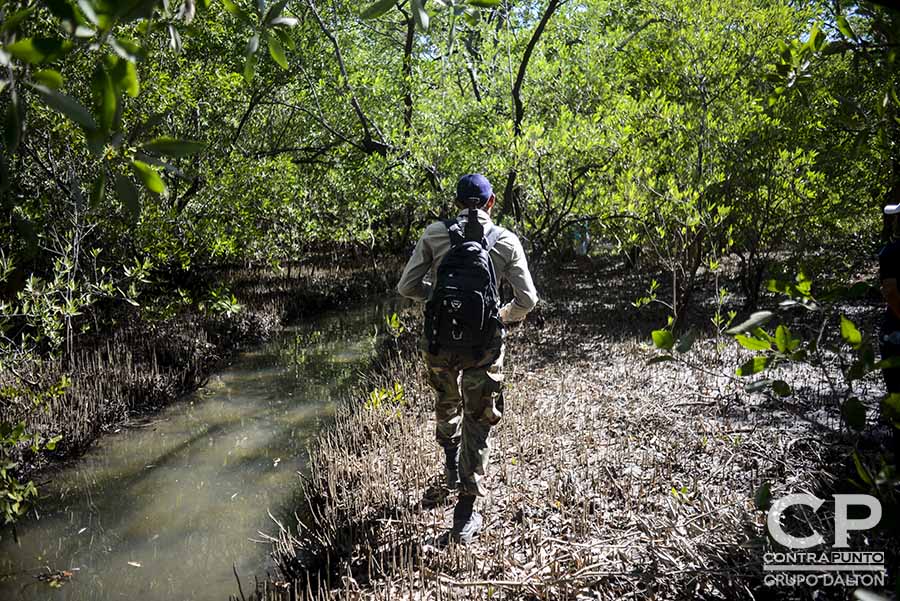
[879, 198, 900, 457]
[397, 173, 538, 544]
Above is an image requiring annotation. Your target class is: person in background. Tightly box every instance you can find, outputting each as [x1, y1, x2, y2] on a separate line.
[397, 173, 538, 544]
[878, 199, 900, 458]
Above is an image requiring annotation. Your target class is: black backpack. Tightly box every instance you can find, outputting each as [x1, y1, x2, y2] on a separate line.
[425, 209, 503, 356]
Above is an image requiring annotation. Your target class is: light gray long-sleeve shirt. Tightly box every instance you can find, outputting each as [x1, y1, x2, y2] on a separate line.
[396, 209, 538, 323]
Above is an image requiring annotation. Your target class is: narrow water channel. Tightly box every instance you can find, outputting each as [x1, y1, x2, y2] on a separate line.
[0, 301, 396, 600]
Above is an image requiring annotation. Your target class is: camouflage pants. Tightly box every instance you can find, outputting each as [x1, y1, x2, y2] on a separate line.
[422, 336, 504, 497]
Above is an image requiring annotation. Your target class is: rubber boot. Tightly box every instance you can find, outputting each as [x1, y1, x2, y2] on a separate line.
[450, 494, 482, 545]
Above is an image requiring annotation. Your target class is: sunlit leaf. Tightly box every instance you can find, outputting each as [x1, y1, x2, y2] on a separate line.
[752, 327, 775, 343]
[74, 25, 97, 38]
[840, 315, 862, 349]
[179, 0, 197, 23]
[274, 27, 295, 51]
[736, 356, 770, 377]
[108, 57, 140, 97]
[5, 38, 72, 64]
[768, 276, 815, 300]
[131, 160, 166, 195]
[810, 23, 825, 52]
[735, 335, 771, 352]
[361, 0, 397, 19]
[651, 329, 674, 351]
[245, 33, 260, 57]
[775, 325, 790, 353]
[33, 69, 63, 89]
[836, 15, 857, 41]
[221, 0, 253, 22]
[243, 52, 258, 84]
[266, 32, 288, 69]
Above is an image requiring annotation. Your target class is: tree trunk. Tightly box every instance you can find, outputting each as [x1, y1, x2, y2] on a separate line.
[497, 0, 561, 223]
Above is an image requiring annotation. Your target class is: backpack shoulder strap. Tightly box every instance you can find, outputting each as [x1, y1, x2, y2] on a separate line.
[443, 219, 465, 247]
[483, 226, 503, 297]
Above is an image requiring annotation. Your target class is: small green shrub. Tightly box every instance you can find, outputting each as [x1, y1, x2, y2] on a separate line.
[365, 382, 405, 410]
[0, 377, 67, 536]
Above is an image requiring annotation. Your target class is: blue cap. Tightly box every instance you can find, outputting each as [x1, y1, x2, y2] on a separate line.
[456, 173, 493, 207]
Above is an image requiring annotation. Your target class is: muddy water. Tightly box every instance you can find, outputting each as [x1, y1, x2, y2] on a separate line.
[0, 301, 397, 600]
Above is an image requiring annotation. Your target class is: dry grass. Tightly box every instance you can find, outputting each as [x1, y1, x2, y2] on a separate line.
[258, 262, 896, 601]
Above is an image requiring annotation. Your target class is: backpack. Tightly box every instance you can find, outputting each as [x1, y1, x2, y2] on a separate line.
[425, 209, 503, 356]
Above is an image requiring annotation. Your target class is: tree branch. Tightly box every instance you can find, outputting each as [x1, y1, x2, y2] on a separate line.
[175, 176, 203, 214]
[241, 141, 343, 159]
[466, 61, 482, 102]
[511, 0, 561, 136]
[500, 0, 562, 225]
[231, 87, 267, 146]
[401, 11, 415, 137]
[259, 100, 361, 152]
[306, 0, 390, 155]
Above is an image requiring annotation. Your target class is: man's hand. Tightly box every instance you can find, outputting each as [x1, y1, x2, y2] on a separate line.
[499, 304, 515, 326]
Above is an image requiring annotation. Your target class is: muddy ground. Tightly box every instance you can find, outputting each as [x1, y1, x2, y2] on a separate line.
[267, 259, 897, 601]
